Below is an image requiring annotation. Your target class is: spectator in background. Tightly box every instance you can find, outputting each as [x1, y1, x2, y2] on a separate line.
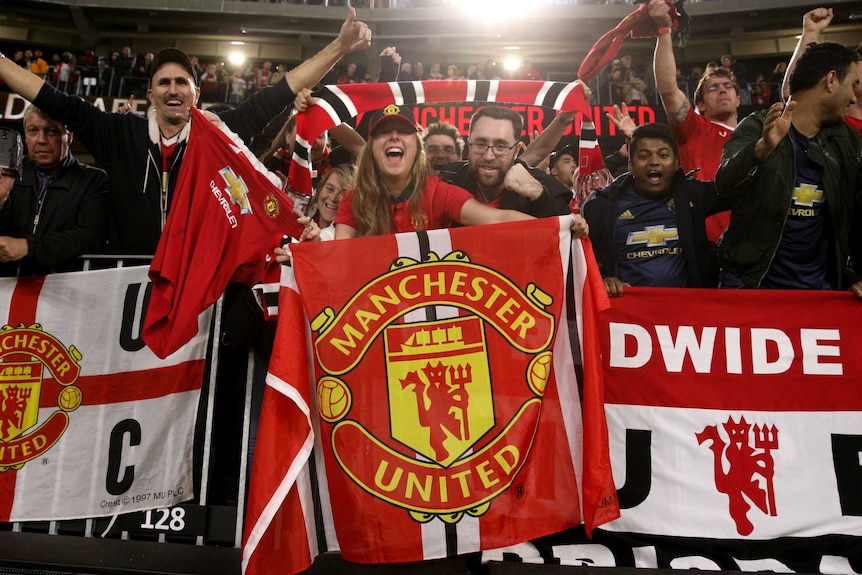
[54, 52, 75, 93]
[79, 47, 99, 96]
[770, 61, 787, 103]
[97, 56, 113, 96]
[189, 55, 203, 79]
[199, 62, 221, 101]
[253, 61, 272, 91]
[608, 67, 624, 104]
[307, 164, 354, 241]
[518, 58, 542, 80]
[721, 54, 749, 104]
[29, 49, 50, 77]
[116, 46, 135, 79]
[446, 64, 460, 79]
[650, 0, 739, 242]
[413, 61, 425, 81]
[423, 122, 463, 176]
[399, 62, 414, 81]
[0, 106, 109, 276]
[549, 144, 577, 193]
[337, 61, 359, 84]
[649, 0, 740, 184]
[749, 73, 771, 106]
[229, 69, 247, 104]
[621, 67, 648, 105]
[428, 62, 443, 80]
[135, 52, 155, 78]
[13, 50, 26, 69]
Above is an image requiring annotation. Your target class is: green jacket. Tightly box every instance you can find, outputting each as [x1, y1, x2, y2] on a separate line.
[715, 109, 862, 289]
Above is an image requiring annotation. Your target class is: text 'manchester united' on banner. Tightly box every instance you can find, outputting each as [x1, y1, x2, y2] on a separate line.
[242, 216, 619, 575]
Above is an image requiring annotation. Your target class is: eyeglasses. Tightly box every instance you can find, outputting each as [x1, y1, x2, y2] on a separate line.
[468, 140, 518, 156]
[704, 81, 736, 93]
[426, 145, 457, 155]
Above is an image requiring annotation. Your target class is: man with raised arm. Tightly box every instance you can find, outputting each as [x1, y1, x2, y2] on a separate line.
[716, 41, 862, 298]
[649, 0, 739, 240]
[780, 7, 862, 137]
[0, 8, 372, 255]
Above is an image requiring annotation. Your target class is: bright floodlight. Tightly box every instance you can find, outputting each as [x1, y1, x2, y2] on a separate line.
[228, 52, 246, 66]
[461, 0, 530, 19]
[503, 57, 521, 73]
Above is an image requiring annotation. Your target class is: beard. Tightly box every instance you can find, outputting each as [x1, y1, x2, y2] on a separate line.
[472, 163, 505, 190]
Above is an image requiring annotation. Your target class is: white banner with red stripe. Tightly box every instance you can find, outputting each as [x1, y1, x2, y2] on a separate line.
[0, 267, 211, 522]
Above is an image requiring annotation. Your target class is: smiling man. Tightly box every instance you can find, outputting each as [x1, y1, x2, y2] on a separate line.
[0, 7, 372, 255]
[438, 106, 572, 218]
[581, 123, 727, 297]
[0, 106, 109, 275]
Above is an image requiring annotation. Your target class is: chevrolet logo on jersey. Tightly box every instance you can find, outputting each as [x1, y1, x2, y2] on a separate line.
[627, 225, 679, 247]
[792, 184, 824, 207]
[219, 167, 253, 215]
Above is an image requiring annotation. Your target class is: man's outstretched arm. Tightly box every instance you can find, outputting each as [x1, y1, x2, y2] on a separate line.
[781, 7, 833, 101]
[284, 7, 372, 93]
[650, 0, 689, 126]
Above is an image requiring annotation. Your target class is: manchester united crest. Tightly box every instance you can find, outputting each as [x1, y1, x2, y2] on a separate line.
[0, 324, 83, 471]
[309, 250, 556, 524]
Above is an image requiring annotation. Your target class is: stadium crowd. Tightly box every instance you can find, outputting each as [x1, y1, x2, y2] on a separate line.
[1, 0, 861, 303]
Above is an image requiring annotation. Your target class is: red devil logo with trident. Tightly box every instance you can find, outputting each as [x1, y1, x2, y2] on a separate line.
[696, 416, 778, 535]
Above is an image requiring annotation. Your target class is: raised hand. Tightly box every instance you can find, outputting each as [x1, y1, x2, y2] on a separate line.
[338, 7, 372, 54]
[755, 100, 796, 160]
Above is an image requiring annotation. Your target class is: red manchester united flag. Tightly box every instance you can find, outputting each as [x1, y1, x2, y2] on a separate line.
[242, 217, 619, 575]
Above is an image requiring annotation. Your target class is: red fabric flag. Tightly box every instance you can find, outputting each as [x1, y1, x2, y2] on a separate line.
[143, 107, 303, 359]
[242, 218, 619, 575]
[578, 0, 689, 83]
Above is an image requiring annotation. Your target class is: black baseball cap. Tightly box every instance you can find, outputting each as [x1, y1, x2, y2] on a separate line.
[367, 104, 419, 137]
[150, 48, 196, 83]
[549, 144, 578, 169]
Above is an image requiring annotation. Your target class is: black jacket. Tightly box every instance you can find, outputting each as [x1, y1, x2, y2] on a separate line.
[581, 170, 728, 288]
[0, 154, 109, 276]
[716, 109, 862, 289]
[34, 79, 296, 255]
[437, 158, 572, 218]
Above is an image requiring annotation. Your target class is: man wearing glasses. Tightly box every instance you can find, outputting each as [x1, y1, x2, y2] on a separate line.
[423, 121, 463, 176]
[438, 106, 572, 218]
